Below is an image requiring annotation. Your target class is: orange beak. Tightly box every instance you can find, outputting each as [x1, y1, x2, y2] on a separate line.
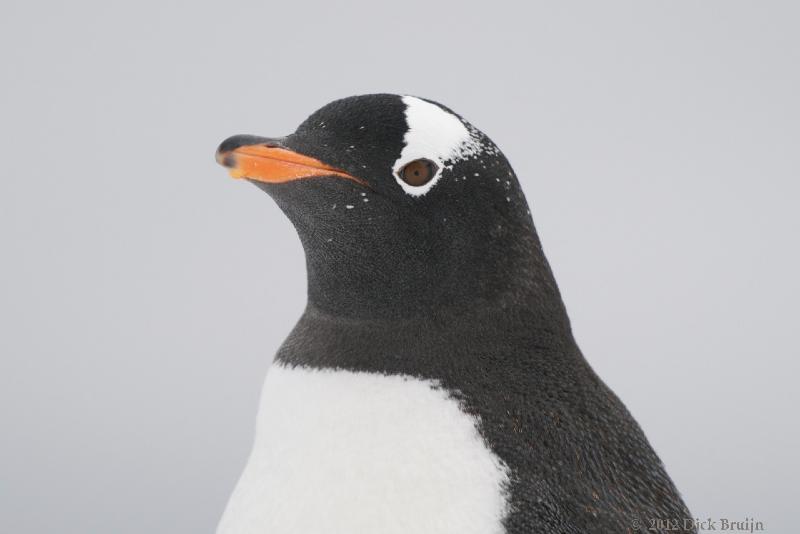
[215, 136, 366, 187]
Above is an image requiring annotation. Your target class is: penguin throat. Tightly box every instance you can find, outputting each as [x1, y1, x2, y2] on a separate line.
[300, 224, 571, 330]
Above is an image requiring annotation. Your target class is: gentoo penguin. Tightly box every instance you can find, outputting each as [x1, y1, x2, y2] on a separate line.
[214, 94, 694, 534]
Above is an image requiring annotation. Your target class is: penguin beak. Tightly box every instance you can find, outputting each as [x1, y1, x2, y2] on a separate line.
[215, 135, 365, 186]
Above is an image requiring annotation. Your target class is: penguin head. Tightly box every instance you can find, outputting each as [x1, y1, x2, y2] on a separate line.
[216, 94, 557, 319]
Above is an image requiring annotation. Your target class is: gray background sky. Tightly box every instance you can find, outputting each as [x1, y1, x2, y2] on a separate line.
[2, 1, 798, 532]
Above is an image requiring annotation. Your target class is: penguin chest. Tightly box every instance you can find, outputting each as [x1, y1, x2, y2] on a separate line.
[217, 363, 509, 534]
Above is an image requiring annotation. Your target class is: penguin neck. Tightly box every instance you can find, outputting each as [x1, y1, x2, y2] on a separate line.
[278, 270, 579, 373]
[299, 218, 574, 345]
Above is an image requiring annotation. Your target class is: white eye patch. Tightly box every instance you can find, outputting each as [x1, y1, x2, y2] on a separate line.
[393, 96, 481, 197]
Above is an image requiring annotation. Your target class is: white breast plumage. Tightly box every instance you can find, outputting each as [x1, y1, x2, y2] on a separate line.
[217, 363, 509, 534]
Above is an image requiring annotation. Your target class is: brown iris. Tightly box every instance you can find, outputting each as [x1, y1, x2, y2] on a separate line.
[399, 159, 437, 186]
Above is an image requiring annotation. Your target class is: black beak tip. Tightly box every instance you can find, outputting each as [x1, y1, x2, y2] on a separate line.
[215, 134, 285, 166]
[216, 152, 237, 168]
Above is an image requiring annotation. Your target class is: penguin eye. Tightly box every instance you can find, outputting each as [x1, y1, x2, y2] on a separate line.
[399, 159, 437, 187]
